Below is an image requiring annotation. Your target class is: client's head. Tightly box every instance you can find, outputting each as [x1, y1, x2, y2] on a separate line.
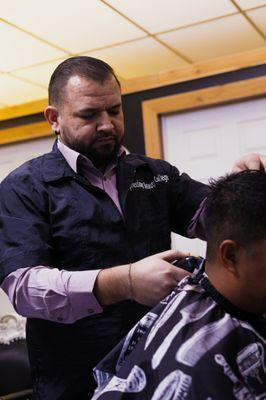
[204, 170, 266, 314]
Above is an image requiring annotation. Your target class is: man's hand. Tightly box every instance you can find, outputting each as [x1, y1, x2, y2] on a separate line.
[130, 249, 190, 307]
[232, 153, 266, 173]
[94, 249, 190, 307]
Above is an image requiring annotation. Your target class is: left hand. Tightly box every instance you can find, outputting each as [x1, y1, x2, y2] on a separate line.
[232, 153, 266, 173]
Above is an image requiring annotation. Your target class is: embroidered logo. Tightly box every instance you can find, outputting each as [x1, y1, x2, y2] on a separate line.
[130, 174, 169, 190]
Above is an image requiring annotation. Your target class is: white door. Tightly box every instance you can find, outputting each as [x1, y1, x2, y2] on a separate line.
[161, 97, 266, 256]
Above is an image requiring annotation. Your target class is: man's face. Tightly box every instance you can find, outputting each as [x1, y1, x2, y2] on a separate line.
[54, 75, 124, 168]
[237, 238, 266, 314]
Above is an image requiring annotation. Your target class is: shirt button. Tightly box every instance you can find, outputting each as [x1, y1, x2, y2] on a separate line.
[87, 308, 94, 314]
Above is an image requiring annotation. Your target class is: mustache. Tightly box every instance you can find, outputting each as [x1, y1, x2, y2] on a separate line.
[93, 132, 117, 141]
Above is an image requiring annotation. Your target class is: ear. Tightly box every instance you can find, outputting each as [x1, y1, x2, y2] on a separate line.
[218, 240, 240, 276]
[44, 106, 60, 134]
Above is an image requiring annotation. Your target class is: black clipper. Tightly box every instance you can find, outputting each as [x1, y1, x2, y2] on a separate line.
[172, 256, 204, 274]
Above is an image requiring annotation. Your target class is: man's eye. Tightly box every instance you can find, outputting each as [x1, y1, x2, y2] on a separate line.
[79, 114, 95, 119]
[109, 110, 120, 115]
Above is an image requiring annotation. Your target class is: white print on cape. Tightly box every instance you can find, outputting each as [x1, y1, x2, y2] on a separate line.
[145, 284, 203, 351]
[176, 313, 235, 367]
[151, 369, 192, 400]
[94, 369, 114, 394]
[152, 298, 216, 369]
[129, 174, 169, 191]
[215, 353, 256, 400]
[116, 312, 157, 372]
[145, 291, 187, 351]
[237, 343, 266, 396]
[160, 282, 204, 307]
[92, 365, 146, 400]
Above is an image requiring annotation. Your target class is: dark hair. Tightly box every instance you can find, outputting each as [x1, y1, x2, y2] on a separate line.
[48, 56, 120, 106]
[205, 170, 266, 261]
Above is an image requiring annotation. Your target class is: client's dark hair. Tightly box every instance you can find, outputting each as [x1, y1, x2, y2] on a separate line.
[48, 56, 120, 106]
[205, 170, 266, 261]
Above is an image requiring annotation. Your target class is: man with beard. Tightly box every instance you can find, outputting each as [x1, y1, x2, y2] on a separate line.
[0, 56, 265, 400]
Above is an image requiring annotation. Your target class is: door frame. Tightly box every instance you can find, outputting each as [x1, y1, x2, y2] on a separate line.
[142, 76, 266, 159]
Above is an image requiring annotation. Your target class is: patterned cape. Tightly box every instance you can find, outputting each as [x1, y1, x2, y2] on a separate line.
[92, 274, 266, 400]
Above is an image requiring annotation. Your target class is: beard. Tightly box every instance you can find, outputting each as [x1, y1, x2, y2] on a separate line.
[84, 134, 122, 169]
[60, 129, 124, 170]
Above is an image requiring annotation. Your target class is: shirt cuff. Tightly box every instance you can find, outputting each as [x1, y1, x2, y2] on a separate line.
[66, 269, 103, 319]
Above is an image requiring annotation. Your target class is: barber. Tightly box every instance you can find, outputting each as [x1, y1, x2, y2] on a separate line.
[0, 56, 265, 399]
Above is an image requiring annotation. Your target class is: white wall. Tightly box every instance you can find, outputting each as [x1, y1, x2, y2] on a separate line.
[0, 137, 55, 315]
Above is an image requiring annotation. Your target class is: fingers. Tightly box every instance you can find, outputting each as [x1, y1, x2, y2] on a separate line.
[259, 155, 266, 172]
[232, 154, 266, 173]
[243, 157, 264, 171]
[171, 266, 190, 282]
[130, 251, 193, 306]
[154, 249, 190, 262]
[231, 166, 242, 173]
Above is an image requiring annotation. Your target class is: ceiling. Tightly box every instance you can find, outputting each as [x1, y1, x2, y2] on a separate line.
[0, 0, 266, 111]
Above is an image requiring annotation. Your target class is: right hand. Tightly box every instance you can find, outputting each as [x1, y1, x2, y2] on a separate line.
[130, 249, 190, 307]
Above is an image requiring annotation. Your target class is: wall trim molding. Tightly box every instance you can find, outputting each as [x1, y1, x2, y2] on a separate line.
[0, 121, 52, 146]
[0, 99, 48, 122]
[142, 76, 266, 159]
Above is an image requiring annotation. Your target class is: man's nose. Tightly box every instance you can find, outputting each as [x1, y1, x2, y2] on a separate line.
[97, 112, 114, 131]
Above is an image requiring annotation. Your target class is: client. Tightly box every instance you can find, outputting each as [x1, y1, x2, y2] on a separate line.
[92, 170, 266, 400]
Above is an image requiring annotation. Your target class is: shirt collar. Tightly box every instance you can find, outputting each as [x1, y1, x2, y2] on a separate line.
[57, 139, 126, 173]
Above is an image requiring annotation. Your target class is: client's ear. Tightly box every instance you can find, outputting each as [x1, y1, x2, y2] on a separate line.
[219, 240, 239, 276]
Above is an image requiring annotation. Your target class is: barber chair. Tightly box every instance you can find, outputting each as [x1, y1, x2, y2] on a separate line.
[0, 315, 32, 399]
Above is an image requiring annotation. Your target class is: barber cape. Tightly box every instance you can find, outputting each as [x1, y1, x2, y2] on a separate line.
[92, 274, 266, 400]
